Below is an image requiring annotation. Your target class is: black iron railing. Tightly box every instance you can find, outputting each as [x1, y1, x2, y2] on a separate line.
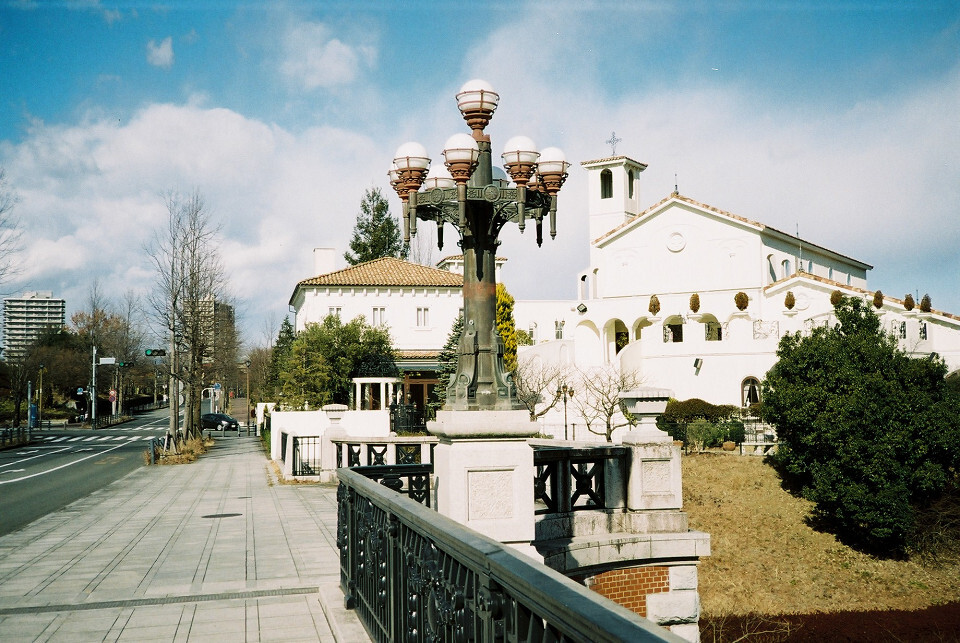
[389, 402, 426, 434]
[337, 468, 680, 643]
[333, 439, 437, 470]
[351, 464, 432, 507]
[292, 436, 322, 476]
[533, 445, 628, 515]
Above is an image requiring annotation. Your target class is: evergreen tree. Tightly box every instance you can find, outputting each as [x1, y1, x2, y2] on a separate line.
[344, 187, 407, 265]
[268, 317, 296, 396]
[431, 313, 463, 413]
[276, 314, 397, 408]
[764, 295, 960, 555]
[496, 282, 519, 373]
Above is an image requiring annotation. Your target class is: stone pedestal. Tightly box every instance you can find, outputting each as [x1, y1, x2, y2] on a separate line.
[429, 409, 538, 547]
[622, 428, 683, 512]
[618, 387, 683, 512]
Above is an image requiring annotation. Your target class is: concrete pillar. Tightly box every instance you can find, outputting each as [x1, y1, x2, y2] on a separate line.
[428, 409, 539, 552]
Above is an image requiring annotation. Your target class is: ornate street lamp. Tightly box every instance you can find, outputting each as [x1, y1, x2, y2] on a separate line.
[556, 382, 575, 440]
[392, 79, 569, 412]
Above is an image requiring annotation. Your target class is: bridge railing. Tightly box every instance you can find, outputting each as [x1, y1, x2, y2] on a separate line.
[331, 436, 438, 469]
[337, 467, 683, 643]
[532, 444, 628, 515]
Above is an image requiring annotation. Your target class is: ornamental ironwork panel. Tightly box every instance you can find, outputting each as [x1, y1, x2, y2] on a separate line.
[348, 443, 361, 467]
[397, 443, 423, 465]
[337, 468, 676, 642]
[752, 320, 779, 340]
[532, 446, 627, 515]
[352, 464, 433, 507]
[368, 443, 388, 466]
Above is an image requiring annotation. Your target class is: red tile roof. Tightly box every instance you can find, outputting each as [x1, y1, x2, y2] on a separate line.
[296, 257, 463, 288]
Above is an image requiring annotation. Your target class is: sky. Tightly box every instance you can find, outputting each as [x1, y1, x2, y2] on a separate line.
[1, 0, 958, 348]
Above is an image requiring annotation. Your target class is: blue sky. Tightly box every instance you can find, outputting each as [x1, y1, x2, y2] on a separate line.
[1, 1, 958, 346]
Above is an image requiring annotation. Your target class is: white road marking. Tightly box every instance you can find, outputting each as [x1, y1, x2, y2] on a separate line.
[0, 441, 134, 485]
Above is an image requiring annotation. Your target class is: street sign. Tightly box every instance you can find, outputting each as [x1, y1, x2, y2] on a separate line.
[99, 357, 116, 365]
[109, 389, 117, 402]
[77, 388, 85, 395]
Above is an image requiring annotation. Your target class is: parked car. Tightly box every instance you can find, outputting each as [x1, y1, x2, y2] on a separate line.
[200, 413, 239, 432]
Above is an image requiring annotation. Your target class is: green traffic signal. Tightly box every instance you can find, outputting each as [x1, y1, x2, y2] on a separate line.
[145, 349, 167, 356]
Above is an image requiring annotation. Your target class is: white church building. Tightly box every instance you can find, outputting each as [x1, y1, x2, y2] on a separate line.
[514, 154, 960, 416]
[288, 153, 960, 435]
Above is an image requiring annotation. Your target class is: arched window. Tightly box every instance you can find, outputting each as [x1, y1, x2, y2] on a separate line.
[741, 377, 761, 408]
[662, 316, 684, 343]
[781, 259, 791, 279]
[600, 169, 613, 199]
[627, 169, 635, 198]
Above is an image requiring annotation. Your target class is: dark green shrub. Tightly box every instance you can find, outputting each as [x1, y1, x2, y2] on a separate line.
[764, 295, 960, 555]
[723, 420, 746, 445]
[904, 293, 915, 311]
[873, 290, 884, 309]
[830, 289, 843, 306]
[687, 420, 723, 451]
[920, 293, 932, 313]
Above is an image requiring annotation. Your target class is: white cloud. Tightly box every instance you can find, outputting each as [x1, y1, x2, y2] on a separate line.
[146, 36, 174, 69]
[0, 102, 384, 338]
[444, 9, 960, 316]
[279, 21, 375, 90]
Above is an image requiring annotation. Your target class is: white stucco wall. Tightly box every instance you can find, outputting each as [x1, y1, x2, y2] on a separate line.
[293, 286, 462, 352]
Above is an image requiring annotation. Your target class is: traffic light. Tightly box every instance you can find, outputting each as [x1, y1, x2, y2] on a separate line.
[118, 361, 133, 367]
[145, 349, 167, 356]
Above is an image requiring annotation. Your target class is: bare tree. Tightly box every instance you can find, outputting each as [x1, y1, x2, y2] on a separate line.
[71, 283, 147, 420]
[0, 169, 23, 289]
[146, 191, 233, 439]
[570, 364, 644, 442]
[513, 357, 570, 422]
[407, 226, 435, 267]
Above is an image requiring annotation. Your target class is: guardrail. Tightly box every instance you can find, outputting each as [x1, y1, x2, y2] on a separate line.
[93, 414, 129, 429]
[0, 426, 31, 448]
[533, 444, 628, 515]
[331, 436, 437, 469]
[337, 468, 680, 642]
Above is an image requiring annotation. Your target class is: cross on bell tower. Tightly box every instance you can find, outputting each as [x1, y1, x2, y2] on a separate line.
[605, 131, 622, 156]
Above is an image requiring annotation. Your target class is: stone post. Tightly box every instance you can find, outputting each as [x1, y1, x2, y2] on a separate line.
[429, 409, 538, 553]
[619, 387, 682, 512]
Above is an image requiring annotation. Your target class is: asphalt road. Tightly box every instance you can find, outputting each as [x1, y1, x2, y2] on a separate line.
[0, 408, 171, 537]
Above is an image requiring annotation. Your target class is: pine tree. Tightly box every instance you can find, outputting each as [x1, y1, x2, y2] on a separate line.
[344, 187, 407, 265]
[268, 317, 296, 396]
[431, 313, 463, 413]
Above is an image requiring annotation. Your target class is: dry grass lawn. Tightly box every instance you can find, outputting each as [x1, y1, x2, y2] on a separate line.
[683, 452, 960, 617]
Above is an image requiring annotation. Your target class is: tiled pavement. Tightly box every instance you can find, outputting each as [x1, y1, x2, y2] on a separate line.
[0, 437, 370, 642]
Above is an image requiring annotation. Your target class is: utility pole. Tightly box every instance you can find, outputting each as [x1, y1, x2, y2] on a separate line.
[91, 345, 97, 426]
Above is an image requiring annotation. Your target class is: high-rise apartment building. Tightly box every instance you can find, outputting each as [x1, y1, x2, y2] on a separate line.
[2, 291, 66, 361]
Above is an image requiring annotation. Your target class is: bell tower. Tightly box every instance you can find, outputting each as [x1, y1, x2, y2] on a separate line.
[581, 155, 647, 241]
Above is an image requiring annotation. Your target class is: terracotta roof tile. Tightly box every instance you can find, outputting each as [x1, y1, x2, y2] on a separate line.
[395, 349, 441, 359]
[296, 257, 463, 288]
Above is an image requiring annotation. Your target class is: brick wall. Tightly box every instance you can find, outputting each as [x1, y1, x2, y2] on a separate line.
[583, 565, 670, 616]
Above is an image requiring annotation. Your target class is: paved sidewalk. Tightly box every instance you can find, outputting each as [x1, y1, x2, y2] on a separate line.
[0, 437, 370, 642]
